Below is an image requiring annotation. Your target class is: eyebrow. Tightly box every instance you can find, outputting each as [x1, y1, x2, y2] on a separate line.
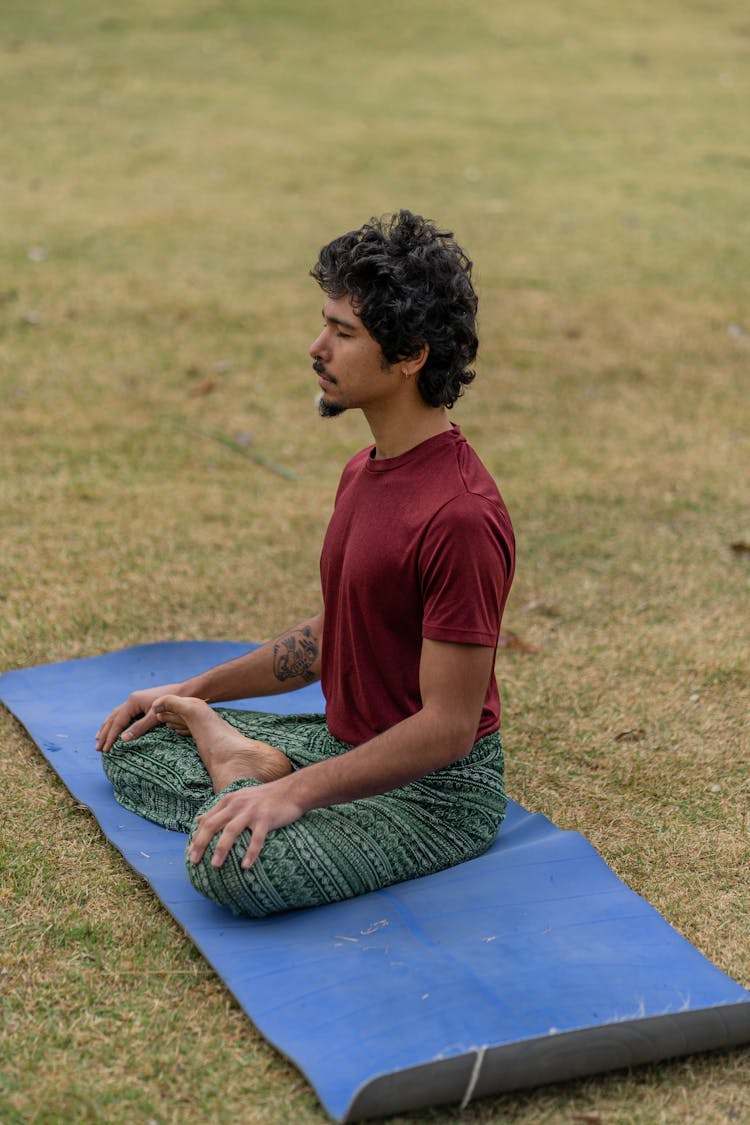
[322, 308, 359, 332]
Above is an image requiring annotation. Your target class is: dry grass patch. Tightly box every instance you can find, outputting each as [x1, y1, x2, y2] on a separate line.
[2, 0, 749, 1121]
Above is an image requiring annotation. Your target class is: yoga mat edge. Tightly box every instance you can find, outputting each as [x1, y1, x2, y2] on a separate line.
[2, 642, 749, 1123]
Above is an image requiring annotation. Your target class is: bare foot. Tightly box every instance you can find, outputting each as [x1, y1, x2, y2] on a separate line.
[153, 695, 293, 792]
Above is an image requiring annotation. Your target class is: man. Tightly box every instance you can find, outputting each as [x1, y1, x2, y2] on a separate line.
[96, 210, 515, 917]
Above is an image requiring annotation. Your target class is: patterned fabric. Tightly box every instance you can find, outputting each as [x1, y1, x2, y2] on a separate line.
[103, 709, 507, 917]
[102, 710, 333, 832]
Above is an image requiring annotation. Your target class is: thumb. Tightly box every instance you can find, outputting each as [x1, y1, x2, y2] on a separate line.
[121, 709, 160, 743]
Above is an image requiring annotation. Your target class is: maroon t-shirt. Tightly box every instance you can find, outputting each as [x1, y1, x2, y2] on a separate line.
[319, 426, 515, 746]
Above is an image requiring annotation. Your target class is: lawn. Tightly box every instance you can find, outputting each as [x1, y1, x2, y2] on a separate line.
[1, 1, 748, 1122]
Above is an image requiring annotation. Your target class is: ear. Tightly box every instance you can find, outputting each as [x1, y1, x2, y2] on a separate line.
[401, 342, 430, 379]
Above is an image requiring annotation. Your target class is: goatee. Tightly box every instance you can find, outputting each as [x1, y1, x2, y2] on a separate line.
[318, 396, 346, 418]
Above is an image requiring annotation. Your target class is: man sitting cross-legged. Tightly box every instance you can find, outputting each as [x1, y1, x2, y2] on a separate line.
[96, 210, 515, 917]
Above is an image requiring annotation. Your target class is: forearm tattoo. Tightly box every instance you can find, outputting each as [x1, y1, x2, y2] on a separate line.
[273, 626, 319, 684]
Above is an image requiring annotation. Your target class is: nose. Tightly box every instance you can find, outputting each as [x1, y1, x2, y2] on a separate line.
[309, 326, 329, 360]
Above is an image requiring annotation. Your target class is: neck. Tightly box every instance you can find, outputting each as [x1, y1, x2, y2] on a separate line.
[364, 400, 452, 460]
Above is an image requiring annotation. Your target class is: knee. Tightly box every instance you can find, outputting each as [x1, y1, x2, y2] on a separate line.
[184, 829, 282, 918]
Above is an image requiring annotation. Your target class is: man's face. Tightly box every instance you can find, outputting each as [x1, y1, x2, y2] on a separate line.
[309, 295, 399, 419]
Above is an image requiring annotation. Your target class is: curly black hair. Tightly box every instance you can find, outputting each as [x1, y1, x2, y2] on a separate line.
[310, 210, 478, 409]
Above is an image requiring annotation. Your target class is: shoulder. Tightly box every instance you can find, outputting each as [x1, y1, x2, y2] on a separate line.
[335, 445, 374, 497]
[451, 435, 503, 498]
[424, 485, 515, 579]
[438, 435, 513, 533]
[342, 445, 374, 474]
[434, 488, 513, 543]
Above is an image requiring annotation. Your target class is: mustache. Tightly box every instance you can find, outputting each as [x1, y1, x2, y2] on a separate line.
[313, 358, 336, 382]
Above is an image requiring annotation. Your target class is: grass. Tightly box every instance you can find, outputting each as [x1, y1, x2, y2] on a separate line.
[1, 0, 749, 1121]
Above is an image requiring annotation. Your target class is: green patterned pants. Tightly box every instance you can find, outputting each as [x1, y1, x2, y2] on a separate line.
[102, 709, 507, 917]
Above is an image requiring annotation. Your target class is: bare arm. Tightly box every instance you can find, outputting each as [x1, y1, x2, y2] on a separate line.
[188, 637, 495, 869]
[183, 614, 322, 701]
[95, 612, 323, 752]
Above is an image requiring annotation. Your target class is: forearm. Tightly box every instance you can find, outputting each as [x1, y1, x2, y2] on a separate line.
[283, 704, 477, 814]
[96, 613, 324, 753]
[180, 613, 323, 704]
[282, 637, 491, 812]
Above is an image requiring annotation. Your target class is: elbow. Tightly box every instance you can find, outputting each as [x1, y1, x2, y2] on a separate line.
[453, 724, 481, 762]
[430, 710, 481, 764]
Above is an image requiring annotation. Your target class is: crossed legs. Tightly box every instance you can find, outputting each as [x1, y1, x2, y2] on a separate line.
[102, 704, 505, 917]
[152, 695, 293, 791]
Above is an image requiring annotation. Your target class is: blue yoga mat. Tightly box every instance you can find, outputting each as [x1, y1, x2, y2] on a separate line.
[2, 641, 748, 1122]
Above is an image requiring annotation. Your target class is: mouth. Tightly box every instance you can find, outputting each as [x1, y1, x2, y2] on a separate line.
[313, 360, 336, 389]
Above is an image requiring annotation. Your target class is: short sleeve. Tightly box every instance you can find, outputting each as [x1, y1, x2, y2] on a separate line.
[419, 493, 513, 647]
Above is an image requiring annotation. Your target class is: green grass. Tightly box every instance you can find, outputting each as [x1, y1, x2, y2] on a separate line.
[1, 0, 749, 1121]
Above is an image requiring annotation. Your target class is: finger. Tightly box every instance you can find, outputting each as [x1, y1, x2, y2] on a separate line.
[98, 715, 126, 754]
[188, 828, 209, 865]
[210, 815, 250, 868]
[98, 707, 143, 753]
[188, 801, 232, 864]
[119, 710, 160, 746]
[241, 823, 268, 870]
[95, 719, 111, 752]
[96, 709, 125, 751]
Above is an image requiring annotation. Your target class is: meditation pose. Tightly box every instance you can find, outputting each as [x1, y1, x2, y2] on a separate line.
[96, 210, 515, 917]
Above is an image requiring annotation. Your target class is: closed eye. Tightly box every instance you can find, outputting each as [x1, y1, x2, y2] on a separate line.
[322, 307, 358, 337]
